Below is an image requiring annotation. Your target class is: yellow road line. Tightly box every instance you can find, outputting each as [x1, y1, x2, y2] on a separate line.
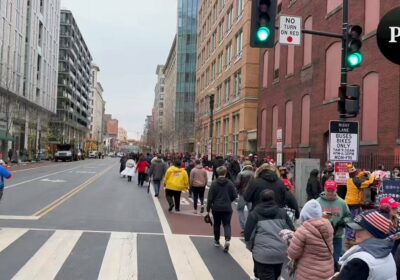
[32, 163, 116, 218]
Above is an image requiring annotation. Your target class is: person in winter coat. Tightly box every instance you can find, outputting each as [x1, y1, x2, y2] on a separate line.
[288, 199, 334, 280]
[306, 169, 322, 201]
[136, 156, 150, 187]
[190, 160, 208, 214]
[243, 163, 286, 210]
[332, 207, 397, 280]
[120, 155, 127, 175]
[344, 165, 375, 247]
[279, 166, 294, 192]
[226, 156, 241, 182]
[164, 161, 189, 212]
[0, 163, 12, 200]
[235, 161, 254, 233]
[186, 159, 195, 198]
[245, 190, 295, 280]
[317, 180, 351, 264]
[283, 188, 300, 221]
[121, 159, 136, 182]
[148, 155, 167, 197]
[321, 161, 335, 188]
[212, 155, 225, 180]
[207, 166, 237, 252]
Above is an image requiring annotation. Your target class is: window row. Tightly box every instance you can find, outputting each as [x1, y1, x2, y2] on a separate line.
[196, 69, 242, 117]
[199, 0, 244, 44]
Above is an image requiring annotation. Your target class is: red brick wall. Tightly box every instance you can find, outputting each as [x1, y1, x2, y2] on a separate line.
[258, 1, 400, 160]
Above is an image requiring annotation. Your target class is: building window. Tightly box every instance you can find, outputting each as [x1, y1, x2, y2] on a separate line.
[287, 45, 295, 75]
[224, 78, 231, 103]
[217, 52, 224, 74]
[235, 30, 243, 58]
[261, 109, 267, 148]
[217, 85, 222, 107]
[303, 17, 312, 66]
[263, 51, 269, 88]
[234, 70, 241, 97]
[226, 43, 232, 67]
[211, 61, 216, 80]
[216, 121, 222, 154]
[365, 0, 380, 34]
[227, 6, 233, 31]
[237, 0, 244, 18]
[224, 118, 230, 155]
[362, 73, 379, 142]
[219, 20, 224, 42]
[327, 0, 341, 14]
[233, 113, 240, 155]
[212, 30, 217, 51]
[272, 106, 278, 147]
[301, 95, 310, 145]
[285, 101, 293, 146]
[274, 43, 280, 79]
[325, 42, 341, 100]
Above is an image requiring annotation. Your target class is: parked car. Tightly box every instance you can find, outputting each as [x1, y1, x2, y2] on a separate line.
[88, 151, 98, 158]
[55, 145, 73, 162]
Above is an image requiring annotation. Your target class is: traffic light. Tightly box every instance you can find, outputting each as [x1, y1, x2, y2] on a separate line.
[338, 85, 360, 117]
[346, 25, 363, 69]
[250, 0, 277, 48]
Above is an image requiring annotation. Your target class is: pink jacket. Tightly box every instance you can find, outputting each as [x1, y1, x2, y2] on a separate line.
[190, 166, 208, 187]
[288, 218, 334, 280]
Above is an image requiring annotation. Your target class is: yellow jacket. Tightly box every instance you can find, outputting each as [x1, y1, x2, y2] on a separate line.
[163, 166, 189, 192]
[345, 175, 375, 205]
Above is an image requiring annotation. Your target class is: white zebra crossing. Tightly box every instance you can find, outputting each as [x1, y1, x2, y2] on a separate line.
[0, 228, 252, 280]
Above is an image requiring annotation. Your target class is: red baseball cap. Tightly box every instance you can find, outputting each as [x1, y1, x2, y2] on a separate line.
[380, 197, 400, 209]
[324, 180, 337, 191]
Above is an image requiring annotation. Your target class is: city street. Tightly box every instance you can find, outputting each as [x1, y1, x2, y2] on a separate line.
[0, 158, 254, 280]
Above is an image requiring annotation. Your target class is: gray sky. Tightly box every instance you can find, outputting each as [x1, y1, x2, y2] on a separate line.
[61, 0, 177, 139]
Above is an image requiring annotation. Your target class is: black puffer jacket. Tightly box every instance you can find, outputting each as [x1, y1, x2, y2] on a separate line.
[207, 177, 237, 212]
[243, 170, 287, 210]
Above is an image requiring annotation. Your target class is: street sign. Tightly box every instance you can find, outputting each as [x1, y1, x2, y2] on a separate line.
[334, 162, 351, 184]
[329, 121, 359, 162]
[277, 141, 283, 153]
[279, 15, 302, 45]
[277, 128, 283, 141]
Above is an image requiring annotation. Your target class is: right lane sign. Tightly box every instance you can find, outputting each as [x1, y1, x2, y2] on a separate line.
[329, 121, 359, 162]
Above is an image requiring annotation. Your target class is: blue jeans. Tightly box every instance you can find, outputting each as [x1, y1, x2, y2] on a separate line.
[153, 180, 161, 195]
[333, 238, 343, 263]
[237, 195, 252, 230]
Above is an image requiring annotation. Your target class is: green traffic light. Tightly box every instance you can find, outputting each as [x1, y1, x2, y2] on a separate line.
[256, 27, 270, 42]
[347, 52, 363, 68]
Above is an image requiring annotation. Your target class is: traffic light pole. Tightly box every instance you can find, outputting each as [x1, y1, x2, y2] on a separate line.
[340, 0, 349, 121]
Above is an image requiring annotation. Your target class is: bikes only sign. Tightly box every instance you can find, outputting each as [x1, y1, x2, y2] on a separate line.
[329, 121, 359, 162]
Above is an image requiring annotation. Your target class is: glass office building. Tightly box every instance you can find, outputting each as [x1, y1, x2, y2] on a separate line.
[175, 0, 198, 152]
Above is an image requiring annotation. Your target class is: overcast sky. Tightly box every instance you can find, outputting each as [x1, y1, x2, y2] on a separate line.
[60, 0, 177, 139]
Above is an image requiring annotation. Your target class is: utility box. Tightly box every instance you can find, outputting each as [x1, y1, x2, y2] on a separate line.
[295, 158, 321, 207]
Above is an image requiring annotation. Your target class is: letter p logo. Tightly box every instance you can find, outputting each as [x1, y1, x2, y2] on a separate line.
[389, 27, 400, 43]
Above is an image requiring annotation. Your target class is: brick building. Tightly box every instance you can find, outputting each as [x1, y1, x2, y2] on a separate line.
[258, 0, 400, 169]
[195, 0, 260, 157]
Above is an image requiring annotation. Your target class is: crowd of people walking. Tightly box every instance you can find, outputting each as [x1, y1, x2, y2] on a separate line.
[117, 151, 399, 280]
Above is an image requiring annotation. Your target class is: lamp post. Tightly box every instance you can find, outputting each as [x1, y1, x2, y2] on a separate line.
[206, 89, 215, 162]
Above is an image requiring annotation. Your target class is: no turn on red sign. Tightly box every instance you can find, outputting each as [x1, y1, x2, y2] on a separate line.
[279, 15, 302, 45]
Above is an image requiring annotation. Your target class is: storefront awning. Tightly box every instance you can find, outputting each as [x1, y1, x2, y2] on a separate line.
[0, 131, 14, 141]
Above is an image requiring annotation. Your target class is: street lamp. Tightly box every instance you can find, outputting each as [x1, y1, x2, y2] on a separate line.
[206, 89, 215, 162]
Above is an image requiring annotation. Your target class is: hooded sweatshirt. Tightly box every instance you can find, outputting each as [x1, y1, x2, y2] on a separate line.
[306, 169, 322, 201]
[148, 158, 167, 181]
[243, 169, 287, 209]
[338, 238, 396, 280]
[206, 177, 237, 212]
[190, 165, 208, 187]
[316, 192, 351, 238]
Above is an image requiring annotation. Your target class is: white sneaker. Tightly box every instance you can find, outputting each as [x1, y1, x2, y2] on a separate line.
[224, 240, 230, 252]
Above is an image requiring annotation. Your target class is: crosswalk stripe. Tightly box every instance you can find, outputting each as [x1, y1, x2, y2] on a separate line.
[164, 234, 213, 280]
[11, 230, 82, 280]
[0, 228, 28, 253]
[98, 232, 138, 280]
[228, 238, 254, 278]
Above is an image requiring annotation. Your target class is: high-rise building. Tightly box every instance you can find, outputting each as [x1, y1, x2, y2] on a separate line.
[195, 0, 259, 157]
[0, 0, 60, 162]
[153, 65, 165, 153]
[162, 0, 198, 153]
[89, 64, 105, 151]
[51, 10, 92, 148]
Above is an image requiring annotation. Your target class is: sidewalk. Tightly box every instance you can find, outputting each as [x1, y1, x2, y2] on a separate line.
[7, 160, 55, 172]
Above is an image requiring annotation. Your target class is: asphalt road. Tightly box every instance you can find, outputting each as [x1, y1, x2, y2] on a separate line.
[0, 158, 260, 280]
